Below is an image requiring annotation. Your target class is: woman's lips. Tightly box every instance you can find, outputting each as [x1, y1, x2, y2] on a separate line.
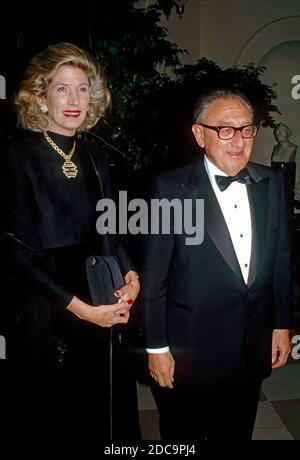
[63, 110, 81, 118]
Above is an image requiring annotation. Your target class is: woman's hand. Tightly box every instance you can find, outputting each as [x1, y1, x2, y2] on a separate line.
[114, 270, 140, 304]
[66, 296, 133, 328]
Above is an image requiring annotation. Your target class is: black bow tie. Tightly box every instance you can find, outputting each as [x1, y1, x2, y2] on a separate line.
[215, 168, 252, 191]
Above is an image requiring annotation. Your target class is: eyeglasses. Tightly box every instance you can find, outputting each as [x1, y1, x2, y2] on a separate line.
[198, 123, 259, 140]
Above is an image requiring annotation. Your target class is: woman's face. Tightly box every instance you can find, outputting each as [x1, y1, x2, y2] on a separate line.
[39, 65, 91, 136]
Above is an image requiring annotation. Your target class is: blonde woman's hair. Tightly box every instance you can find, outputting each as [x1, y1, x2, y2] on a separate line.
[15, 42, 111, 132]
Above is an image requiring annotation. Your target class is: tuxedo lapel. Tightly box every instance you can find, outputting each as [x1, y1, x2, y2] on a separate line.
[247, 165, 269, 287]
[181, 158, 244, 282]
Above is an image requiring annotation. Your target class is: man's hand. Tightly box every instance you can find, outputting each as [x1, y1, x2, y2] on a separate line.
[148, 352, 175, 389]
[272, 329, 291, 369]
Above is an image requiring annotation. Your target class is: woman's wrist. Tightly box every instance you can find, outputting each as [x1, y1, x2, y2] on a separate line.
[66, 295, 91, 320]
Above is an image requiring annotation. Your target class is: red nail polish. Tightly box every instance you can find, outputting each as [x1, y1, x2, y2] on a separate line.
[127, 299, 133, 305]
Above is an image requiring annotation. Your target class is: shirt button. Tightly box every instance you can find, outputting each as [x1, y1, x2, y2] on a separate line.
[240, 234, 243, 238]
[234, 205, 238, 208]
[245, 263, 248, 268]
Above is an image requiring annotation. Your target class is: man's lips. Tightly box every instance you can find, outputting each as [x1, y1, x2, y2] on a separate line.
[63, 110, 81, 118]
[227, 151, 243, 157]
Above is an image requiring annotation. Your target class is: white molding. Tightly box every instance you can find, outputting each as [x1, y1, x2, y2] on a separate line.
[235, 16, 300, 65]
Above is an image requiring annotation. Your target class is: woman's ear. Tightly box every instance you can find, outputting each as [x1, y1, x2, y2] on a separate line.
[192, 124, 205, 148]
[36, 95, 44, 107]
[36, 96, 48, 113]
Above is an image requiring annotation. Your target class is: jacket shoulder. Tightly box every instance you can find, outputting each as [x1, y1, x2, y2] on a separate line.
[80, 131, 111, 157]
[1, 132, 37, 167]
[249, 161, 285, 184]
[152, 161, 196, 187]
[79, 131, 112, 168]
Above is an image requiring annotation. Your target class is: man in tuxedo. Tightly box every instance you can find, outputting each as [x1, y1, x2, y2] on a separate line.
[141, 89, 292, 440]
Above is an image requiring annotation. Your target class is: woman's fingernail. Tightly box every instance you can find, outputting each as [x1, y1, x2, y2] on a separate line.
[127, 299, 133, 305]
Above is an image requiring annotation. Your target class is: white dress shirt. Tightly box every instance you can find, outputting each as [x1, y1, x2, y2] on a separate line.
[147, 155, 252, 353]
[204, 155, 252, 284]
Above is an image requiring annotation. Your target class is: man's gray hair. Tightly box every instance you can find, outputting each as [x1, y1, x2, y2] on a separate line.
[193, 88, 253, 124]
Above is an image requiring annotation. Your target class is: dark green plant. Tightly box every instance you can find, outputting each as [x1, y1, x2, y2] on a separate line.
[93, 3, 184, 174]
[174, 57, 279, 127]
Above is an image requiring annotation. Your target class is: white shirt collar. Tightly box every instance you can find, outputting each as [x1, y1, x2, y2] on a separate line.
[204, 155, 228, 188]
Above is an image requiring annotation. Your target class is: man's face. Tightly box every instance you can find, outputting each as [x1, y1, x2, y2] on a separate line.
[192, 97, 254, 176]
[274, 126, 288, 143]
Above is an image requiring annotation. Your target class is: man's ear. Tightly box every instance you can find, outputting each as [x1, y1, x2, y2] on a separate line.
[192, 124, 205, 148]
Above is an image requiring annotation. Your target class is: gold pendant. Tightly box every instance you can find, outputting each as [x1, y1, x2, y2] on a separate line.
[62, 159, 78, 178]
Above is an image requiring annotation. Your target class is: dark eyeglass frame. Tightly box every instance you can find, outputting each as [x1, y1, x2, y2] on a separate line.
[198, 123, 259, 140]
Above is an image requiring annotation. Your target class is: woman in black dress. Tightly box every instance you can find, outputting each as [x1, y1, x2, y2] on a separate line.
[2, 42, 141, 441]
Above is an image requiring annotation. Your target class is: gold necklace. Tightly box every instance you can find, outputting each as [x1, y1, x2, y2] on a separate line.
[43, 131, 78, 178]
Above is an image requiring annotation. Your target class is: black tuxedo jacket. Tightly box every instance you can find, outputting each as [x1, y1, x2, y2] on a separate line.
[141, 157, 292, 385]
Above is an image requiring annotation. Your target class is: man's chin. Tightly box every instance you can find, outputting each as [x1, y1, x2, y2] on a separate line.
[225, 158, 248, 175]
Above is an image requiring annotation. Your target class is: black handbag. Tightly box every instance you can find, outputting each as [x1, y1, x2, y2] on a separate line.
[85, 255, 125, 306]
[84, 141, 126, 305]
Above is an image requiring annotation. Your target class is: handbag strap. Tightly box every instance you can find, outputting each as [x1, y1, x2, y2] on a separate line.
[83, 137, 115, 441]
[84, 135, 111, 256]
